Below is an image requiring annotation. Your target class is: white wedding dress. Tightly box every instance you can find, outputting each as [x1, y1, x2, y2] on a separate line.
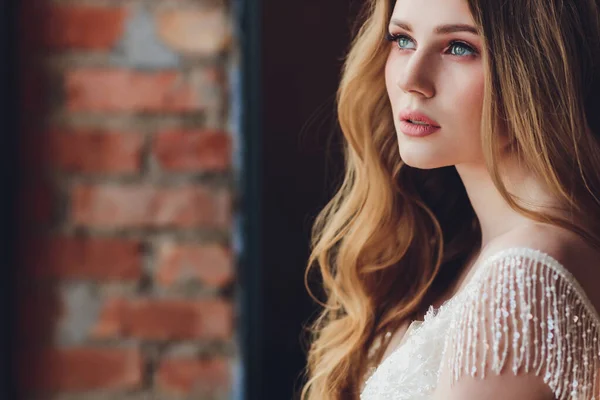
[360, 247, 600, 400]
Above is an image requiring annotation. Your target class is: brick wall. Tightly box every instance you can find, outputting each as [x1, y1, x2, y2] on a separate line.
[17, 0, 238, 399]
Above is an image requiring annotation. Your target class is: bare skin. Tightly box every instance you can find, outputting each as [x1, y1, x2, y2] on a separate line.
[384, 0, 574, 249]
[378, 2, 600, 390]
[378, 223, 600, 366]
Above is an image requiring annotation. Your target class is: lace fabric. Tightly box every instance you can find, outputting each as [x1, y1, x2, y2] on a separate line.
[360, 247, 600, 400]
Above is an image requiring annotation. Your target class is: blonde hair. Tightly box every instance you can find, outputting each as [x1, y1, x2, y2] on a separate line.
[300, 0, 600, 399]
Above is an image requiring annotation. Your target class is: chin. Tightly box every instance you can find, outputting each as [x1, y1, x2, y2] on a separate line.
[402, 158, 446, 170]
[398, 148, 450, 170]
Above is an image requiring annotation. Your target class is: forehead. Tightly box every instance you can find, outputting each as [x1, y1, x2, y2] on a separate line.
[390, 0, 475, 27]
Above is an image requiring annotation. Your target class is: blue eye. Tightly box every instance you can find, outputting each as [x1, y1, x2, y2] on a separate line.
[448, 41, 477, 56]
[385, 33, 478, 57]
[385, 33, 415, 50]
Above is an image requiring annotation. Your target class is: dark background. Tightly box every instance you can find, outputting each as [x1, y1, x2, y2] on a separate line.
[1, 0, 19, 398]
[1, 0, 362, 398]
[239, 0, 361, 399]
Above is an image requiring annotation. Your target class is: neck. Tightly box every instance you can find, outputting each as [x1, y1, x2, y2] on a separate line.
[455, 154, 567, 248]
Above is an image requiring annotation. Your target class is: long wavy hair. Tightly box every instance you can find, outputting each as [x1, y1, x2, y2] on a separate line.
[300, 0, 600, 398]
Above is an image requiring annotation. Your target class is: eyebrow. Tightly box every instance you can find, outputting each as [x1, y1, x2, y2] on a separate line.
[390, 18, 479, 35]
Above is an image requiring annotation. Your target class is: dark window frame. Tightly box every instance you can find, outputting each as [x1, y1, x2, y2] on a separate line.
[236, 1, 356, 399]
[236, 0, 264, 398]
[1, 0, 20, 398]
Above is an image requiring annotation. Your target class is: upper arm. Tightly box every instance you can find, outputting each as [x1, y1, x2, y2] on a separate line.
[431, 246, 600, 400]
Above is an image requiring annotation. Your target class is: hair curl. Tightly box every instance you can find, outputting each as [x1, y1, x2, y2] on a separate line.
[301, 0, 600, 398]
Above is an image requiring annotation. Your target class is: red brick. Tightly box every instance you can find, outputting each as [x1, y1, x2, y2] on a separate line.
[71, 184, 231, 229]
[65, 69, 201, 112]
[156, 9, 231, 55]
[44, 6, 127, 50]
[156, 358, 230, 395]
[49, 129, 144, 174]
[153, 130, 231, 172]
[22, 347, 143, 392]
[22, 236, 142, 281]
[157, 243, 234, 287]
[92, 298, 233, 340]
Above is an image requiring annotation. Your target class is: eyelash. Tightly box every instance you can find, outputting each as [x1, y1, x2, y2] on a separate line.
[385, 32, 478, 57]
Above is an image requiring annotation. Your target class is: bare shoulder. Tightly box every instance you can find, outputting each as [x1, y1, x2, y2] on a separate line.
[480, 222, 600, 307]
[434, 223, 600, 400]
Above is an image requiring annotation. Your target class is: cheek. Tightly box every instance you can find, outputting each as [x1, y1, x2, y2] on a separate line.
[449, 69, 485, 134]
[466, 75, 485, 118]
[452, 70, 486, 161]
[384, 52, 398, 101]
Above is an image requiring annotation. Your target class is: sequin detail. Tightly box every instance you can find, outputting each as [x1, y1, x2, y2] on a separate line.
[445, 247, 600, 400]
[361, 247, 600, 400]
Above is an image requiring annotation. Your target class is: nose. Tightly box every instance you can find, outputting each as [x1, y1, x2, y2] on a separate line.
[394, 51, 435, 98]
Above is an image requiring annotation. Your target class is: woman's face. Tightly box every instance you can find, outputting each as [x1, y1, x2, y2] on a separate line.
[385, 0, 485, 169]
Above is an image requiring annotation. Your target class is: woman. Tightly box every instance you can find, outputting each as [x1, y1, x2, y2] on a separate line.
[301, 0, 600, 399]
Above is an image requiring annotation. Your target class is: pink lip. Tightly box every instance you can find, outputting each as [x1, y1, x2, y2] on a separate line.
[398, 109, 441, 137]
[398, 120, 441, 137]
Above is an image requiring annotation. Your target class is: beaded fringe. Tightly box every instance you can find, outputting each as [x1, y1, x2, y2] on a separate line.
[445, 248, 600, 400]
